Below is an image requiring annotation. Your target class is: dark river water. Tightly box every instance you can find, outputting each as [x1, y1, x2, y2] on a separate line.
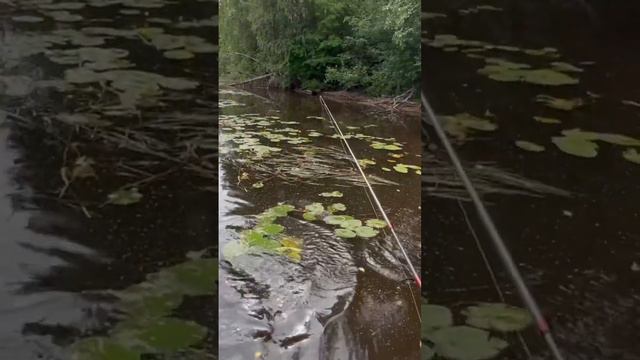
[423, 1, 640, 359]
[218, 88, 421, 360]
[1, 1, 216, 359]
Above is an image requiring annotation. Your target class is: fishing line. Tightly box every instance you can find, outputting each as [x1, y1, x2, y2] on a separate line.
[319, 96, 422, 289]
[319, 96, 422, 325]
[421, 92, 565, 360]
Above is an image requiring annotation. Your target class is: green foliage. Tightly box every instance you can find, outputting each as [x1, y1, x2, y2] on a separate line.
[220, 0, 419, 96]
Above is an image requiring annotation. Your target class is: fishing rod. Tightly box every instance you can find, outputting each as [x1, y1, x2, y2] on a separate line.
[318, 96, 422, 289]
[420, 92, 565, 360]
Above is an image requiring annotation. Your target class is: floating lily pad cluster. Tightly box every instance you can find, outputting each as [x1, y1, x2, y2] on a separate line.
[536, 95, 584, 111]
[441, 113, 497, 141]
[70, 256, 216, 359]
[422, 302, 533, 360]
[551, 128, 640, 161]
[477, 58, 579, 86]
[222, 204, 303, 262]
[300, 199, 388, 239]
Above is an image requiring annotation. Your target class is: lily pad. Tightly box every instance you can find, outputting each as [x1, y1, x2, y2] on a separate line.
[422, 304, 453, 336]
[393, 164, 409, 173]
[533, 116, 561, 124]
[536, 95, 584, 110]
[324, 215, 355, 225]
[515, 140, 545, 152]
[257, 223, 284, 235]
[623, 148, 640, 164]
[462, 303, 533, 332]
[328, 203, 346, 213]
[252, 181, 264, 189]
[163, 49, 195, 60]
[340, 219, 363, 229]
[319, 191, 343, 197]
[441, 113, 497, 140]
[552, 136, 598, 158]
[365, 219, 387, 229]
[428, 326, 508, 360]
[335, 228, 356, 238]
[355, 226, 379, 238]
[108, 188, 143, 205]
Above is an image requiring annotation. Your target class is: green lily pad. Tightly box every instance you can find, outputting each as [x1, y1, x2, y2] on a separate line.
[108, 188, 142, 205]
[462, 303, 533, 332]
[355, 226, 379, 238]
[324, 215, 355, 225]
[365, 219, 387, 229]
[622, 148, 640, 164]
[393, 164, 409, 173]
[552, 136, 598, 158]
[70, 337, 140, 360]
[442, 113, 497, 140]
[335, 228, 356, 238]
[303, 212, 318, 221]
[305, 202, 324, 214]
[257, 223, 284, 235]
[551, 62, 583, 73]
[515, 140, 545, 152]
[421, 304, 453, 337]
[328, 203, 346, 213]
[340, 219, 363, 229]
[533, 116, 561, 124]
[163, 49, 195, 60]
[252, 181, 264, 189]
[536, 95, 584, 110]
[428, 326, 508, 360]
[319, 191, 343, 197]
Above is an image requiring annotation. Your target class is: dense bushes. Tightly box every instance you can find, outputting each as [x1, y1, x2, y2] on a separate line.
[220, 0, 419, 97]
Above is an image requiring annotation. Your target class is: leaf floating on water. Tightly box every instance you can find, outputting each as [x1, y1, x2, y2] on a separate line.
[622, 148, 640, 164]
[328, 203, 346, 213]
[45, 10, 83, 22]
[319, 191, 343, 197]
[441, 113, 497, 140]
[163, 49, 195, 60]
[257, 223, 284, 235]
[71, 156, 97, 179]
[340, 219, 363, 229]
[365, 219, 387, 229]
[533, 116, 561, 124]
[552, 136, 598, 158]
[515, 140, 545, 152]
[478, 59, 579, 86]
[381, 167, 391, 172]
[358, 159, 376, 168]
[422, 304, 453, 336]
[428, 326, 508, 360]
[303, 212, 317, 221]
[536, 95, 584, 111]
[324, 215, 355, 225]
[393, 164, 408, 173]
[335, 228, 356, 238]
[108, 188, 143, 205]
[561, 128, 640, 146]
[371, 142, 402, 151]
[551, 61, 583, 73]
[252, 181, 264, 189]
[462, 303, 533, 332]
[355, 226, 378, 238]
